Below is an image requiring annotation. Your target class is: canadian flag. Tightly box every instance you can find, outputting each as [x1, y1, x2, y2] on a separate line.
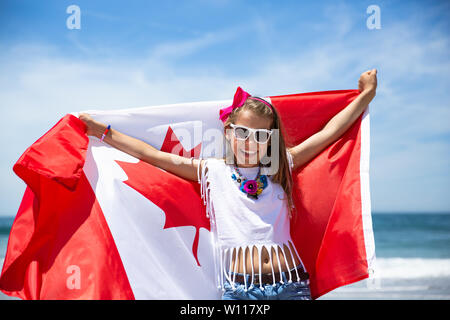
[0, 89, 375, 300]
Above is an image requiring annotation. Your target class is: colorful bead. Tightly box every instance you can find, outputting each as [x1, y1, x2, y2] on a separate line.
[231, 166, 268, 199]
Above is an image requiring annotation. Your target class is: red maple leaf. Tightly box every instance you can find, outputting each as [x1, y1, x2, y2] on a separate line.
[115, 126, 209, 266]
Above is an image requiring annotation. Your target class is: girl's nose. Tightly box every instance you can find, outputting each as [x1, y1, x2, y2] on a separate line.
[246, 136, 257, 149]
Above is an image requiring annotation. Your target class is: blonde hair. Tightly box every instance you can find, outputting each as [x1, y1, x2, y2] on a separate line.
[222, 97, 296, 219]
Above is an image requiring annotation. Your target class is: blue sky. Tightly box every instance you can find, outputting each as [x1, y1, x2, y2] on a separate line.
[0, 0, 449, 216]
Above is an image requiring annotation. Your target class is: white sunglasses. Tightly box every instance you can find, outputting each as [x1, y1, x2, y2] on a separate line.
[229, 124, 273, 144]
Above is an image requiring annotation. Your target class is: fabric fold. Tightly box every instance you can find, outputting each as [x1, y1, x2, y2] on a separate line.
[12, 114, 89, 192]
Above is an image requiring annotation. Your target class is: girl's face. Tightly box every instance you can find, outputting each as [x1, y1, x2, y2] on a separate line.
[226, 110, 272, 168]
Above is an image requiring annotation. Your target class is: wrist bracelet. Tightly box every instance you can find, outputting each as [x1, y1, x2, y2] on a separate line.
[100, 124, 111, 142]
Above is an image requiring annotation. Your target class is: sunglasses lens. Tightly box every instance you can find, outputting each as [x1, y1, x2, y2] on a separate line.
[255, 130, 270, 143]
[234, 126, 249, 140]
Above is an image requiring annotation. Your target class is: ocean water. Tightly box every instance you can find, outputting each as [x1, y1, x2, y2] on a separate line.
[320, 213, 450, 300]
[0, 213, 449, 300]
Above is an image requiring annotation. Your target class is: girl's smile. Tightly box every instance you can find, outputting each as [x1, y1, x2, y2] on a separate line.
[240, 149, 257, 156]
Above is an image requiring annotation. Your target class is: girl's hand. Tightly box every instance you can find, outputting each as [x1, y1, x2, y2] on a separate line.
[358, 69, 377, 94]
[78, 113, 101, 137]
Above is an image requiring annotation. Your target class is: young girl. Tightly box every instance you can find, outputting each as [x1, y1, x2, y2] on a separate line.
[79, 69, 377, 300]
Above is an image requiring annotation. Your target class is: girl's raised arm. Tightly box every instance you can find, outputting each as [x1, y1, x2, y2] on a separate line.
[288, 69, 377, 171]
[79, 113, 203, 182]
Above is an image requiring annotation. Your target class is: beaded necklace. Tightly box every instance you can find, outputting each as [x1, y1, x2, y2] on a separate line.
[231, 165, 268, 199]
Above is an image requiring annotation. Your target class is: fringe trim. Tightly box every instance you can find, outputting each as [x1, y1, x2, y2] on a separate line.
[220, 241, 306, 292]
[197, 158, 222, 290]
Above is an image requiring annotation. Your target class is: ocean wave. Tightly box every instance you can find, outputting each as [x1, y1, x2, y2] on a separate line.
[374, 258, 450, 279]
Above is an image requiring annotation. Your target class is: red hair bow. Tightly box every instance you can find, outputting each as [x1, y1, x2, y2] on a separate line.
[219, 86, 273, 123]
[219, 86, 251, 123]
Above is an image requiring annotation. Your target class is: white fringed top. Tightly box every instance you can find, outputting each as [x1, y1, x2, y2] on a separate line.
[197, 150, 306, 291]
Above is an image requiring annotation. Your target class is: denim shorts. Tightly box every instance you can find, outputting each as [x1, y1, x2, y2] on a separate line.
[222, 269, 312, 300]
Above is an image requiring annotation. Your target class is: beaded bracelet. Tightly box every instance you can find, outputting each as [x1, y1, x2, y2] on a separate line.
[100, 124, 111, 142]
